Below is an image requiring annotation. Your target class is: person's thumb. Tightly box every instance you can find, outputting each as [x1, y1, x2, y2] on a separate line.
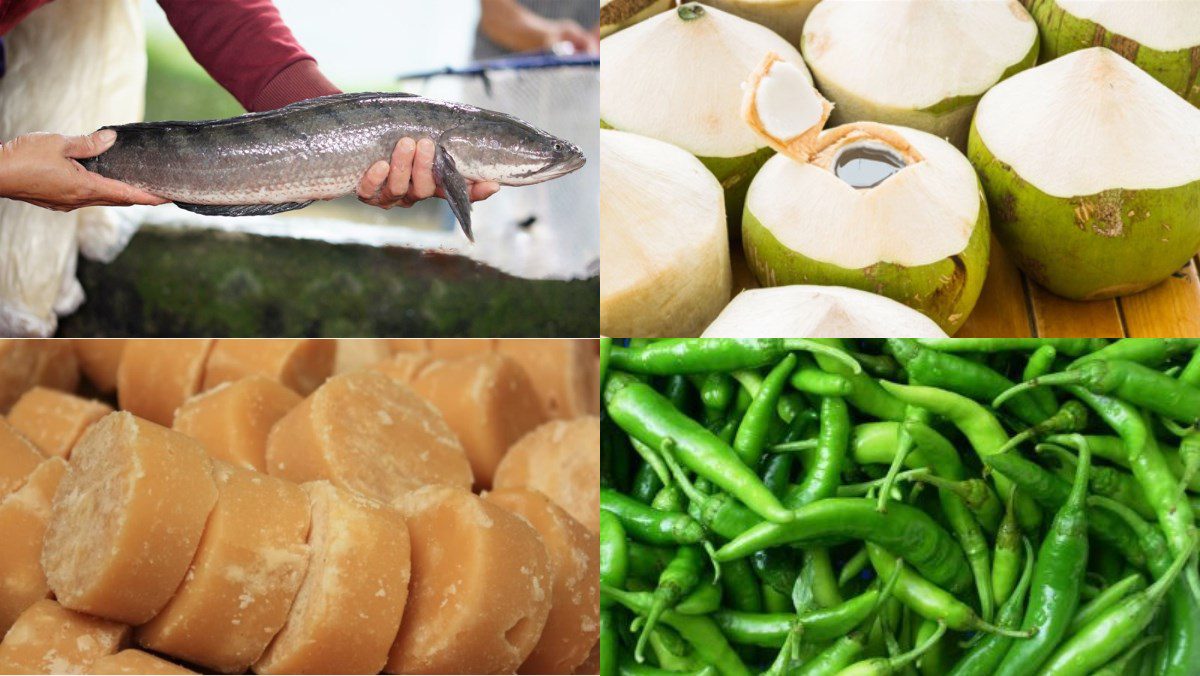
[64, 129, 117, 159]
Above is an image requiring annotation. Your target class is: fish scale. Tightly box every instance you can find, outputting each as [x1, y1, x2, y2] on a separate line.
[81, 91, 586, 240]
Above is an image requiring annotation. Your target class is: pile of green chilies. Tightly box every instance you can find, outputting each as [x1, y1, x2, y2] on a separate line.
[598, 338, 1200, 676]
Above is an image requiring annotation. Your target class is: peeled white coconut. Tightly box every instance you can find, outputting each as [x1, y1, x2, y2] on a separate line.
[706, 0, 822, 47]
[702, 286, 948, 338]
[600, 129, 731, 337]
[801, 0, 1038, 149]
[600, 2, 810, 227]
[969, 47, 1200, 300]
[1024, 0, 1200, 106]
[600, 0, 671, 37]
[740, 53, 990, 334]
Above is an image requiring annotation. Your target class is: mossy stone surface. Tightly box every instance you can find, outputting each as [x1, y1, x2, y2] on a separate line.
[58, 228, 598, 337]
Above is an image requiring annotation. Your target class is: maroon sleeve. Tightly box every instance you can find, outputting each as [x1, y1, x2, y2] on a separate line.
[156, 0, 340, 112]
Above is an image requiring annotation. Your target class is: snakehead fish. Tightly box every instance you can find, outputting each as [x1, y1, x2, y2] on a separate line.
[80, 91, 586, 241]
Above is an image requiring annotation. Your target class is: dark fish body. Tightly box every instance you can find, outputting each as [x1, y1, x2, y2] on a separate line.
[81, 92, 586, 239]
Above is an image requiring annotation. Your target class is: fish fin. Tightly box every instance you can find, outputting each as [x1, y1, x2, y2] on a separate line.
[173, 201, 314, 217]
[432, 143, 473, 242]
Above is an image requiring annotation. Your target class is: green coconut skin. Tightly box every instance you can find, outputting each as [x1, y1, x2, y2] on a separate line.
[741, 190, 991, 334]
[802, 37, 1039, 150]
[1023, 0, 1200, 106]
[601, 118, 773, 233]
[967, 119, 1200, 300]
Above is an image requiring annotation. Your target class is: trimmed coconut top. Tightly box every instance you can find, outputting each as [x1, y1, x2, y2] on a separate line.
[600, 2, 809, 157]
[974, 47, 1200, 197]
[742, 52, 832, 162]
[1058, 0, 1200, 51]
[747, 123, 979, 268]
[600, 129, 727, 303]
[802, 0, 1036, 110]
[702, 286, 947, 338]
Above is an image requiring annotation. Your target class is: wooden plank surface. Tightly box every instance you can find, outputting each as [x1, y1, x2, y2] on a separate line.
[1120, 260, 1200, 337]
[957, 236, 1032, 337]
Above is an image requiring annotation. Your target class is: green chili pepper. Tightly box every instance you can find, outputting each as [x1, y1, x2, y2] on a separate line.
[990, 488, 1022, 608]
[1069, 338, 1200, 368]
[993, 434, 1093, 676]
[1022, 343, 1060, 413]
[997, 360, 1200, 424]
[836, 620, 947, 676]
[601, 489, 708, 545]
[789, 367, 855, 398]
[992, 400, 1088, 455]
[1037, 443, 1157, 520]
[601, 511, 630, 603]
[719, 558, 763, 614]
[914, 338, 1109, 356]
[636, 545, 706, 660]
[732, 354, 796, 466]
[712, 585, 887, 647]
[1068, 572, 1146, 635]
[947, 538, 1036, 676]
[783, 397, 850, 509]
[609, 339, 860, 376]
[675, 580, 722, 615]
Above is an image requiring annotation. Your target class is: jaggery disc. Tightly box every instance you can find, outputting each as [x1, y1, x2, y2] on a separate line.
[486, 488, 600, 674]
[387, 485, 552, 674]
[87, 650, 195, 675]
[494, 417, 601, 533]
[0, 417, 42, 498]
[405, 354, 547, 489]
[116, 339, 213, 426]
[173, 376, 301, 471]
[136, 463, 312, 673]
[0, 339, 79, 413]
[42, 412, 219, 624]
[265, 371, 472, 501]
[332, 339, 392, 375]
[71, 340, 126, 393]
[202, 339, 334, 396]
[498, 339, 599, 418]
[0, 458, 67, 635]
[254, 482, 410, 675]
[7, 387, 113, 459]
[0, 599, 129, 675]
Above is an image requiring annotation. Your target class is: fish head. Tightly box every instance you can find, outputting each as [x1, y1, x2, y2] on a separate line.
[444, 114, 586, 186]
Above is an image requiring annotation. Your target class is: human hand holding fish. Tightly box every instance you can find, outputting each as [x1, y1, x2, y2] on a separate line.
[0, 129, 168, 211]
[356, 137, 500, 210]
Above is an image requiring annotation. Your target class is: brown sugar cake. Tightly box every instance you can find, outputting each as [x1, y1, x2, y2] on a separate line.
[498, 339, 599, 418]
[41, 413, 218, 624]
[172, 376, 301, 472]
[0, 599, 129, 675]
[265, 371, 472, 501]
[116, 339, 213, 426]
[0, 417, 42, 499]
[86, 650, 195, 675]
[387, 485, 552, 674]
[136, 463, 312, 673]
[202, 339, 334, 396]
[253, 481, 410, 675]
[0, 458, 67, 635]
[71, 340, 126, 394]
[0, 339, 78, 413]
[494, 416, 601, 533]
[7, 387, 113, 459]
[485, 488, 600, 674]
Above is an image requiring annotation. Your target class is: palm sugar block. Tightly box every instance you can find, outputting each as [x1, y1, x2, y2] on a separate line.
[266, 371, 472, 501]
[0, 340, 78, 413]
[494, 416, 601, 533]
[7, 387, 113, 459]
[0, 458, 67, 636]
[203, 339, 334, 396]
[137, 463, 311, 673]
[392, 353, 547, 489]
[498, 339, 599, 419]
[0, 599, 129, 675]
[173, 376, 301, 472]
[42, 412, 218, 624]
[332, 339, 392, 375]
[0, 417, 42, 499]
[71, 340, 126, 394]
[254, 481, 410, 675]
[116, 339, 213, 426]
[387, 485, 552, 674]
[486, 488, 600, 674]
[87, 650, 195, 675]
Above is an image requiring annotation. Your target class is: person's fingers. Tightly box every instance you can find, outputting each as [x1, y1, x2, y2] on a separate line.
[469, 181, 501, 202]
[384, 138, 417, 202]
[63, 129, 117, 159]
[83, 174, 169, 206]
[357, 160, 390, 202]
[409, 139, 437, 201]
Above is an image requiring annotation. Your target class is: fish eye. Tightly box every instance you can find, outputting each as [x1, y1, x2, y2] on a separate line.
[553, 143, 563, 152]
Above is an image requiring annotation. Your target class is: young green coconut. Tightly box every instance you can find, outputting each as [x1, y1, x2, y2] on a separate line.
[706, 0, 821, 47]
[600, 0, 671, 37]
[600, 2, 810, 230]
[969, 47, 1200, 300]
[1023, 0, 1200, 107]
[739, 53, 990, 334]
[600, 129, 731, 338]
[801, 0, 1039, 149]
[701, 285, 948, 338]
